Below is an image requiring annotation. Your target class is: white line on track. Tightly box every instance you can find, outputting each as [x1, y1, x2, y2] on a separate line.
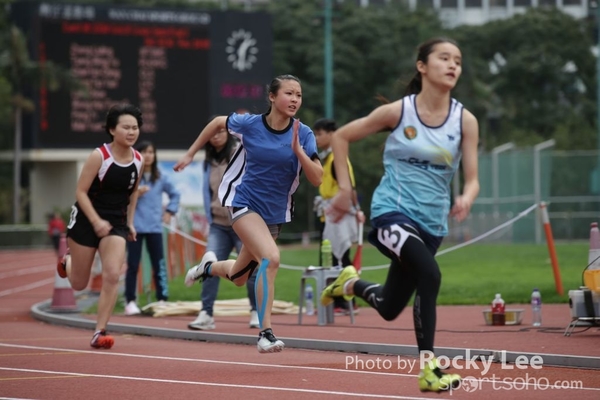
[0, 258, 55, 270]
[0, 366, 434, 399]
[0, 278, 55, 298]
[0, 343, 405, 377]
[0, 265, 54, 279]
[1, 343, 598, 395]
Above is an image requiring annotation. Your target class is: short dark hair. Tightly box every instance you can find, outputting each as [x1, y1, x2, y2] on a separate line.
[104, 104, 143, 141]
[312, 118, 337, 132]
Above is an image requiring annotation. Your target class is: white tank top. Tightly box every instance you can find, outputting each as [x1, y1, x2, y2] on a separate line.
[371, 94, 463, 236]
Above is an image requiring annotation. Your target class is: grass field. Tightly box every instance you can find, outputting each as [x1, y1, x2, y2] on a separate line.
[132, 242, 589, 309]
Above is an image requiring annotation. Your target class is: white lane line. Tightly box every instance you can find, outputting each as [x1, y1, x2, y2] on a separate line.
[0, 265, 54, 279]
[0, 278, 55, 298]
[0, 366, 435, 399]
[1, 343, 598, 394]
[0, 258, 55, 270]
[0, 343, 405, 377]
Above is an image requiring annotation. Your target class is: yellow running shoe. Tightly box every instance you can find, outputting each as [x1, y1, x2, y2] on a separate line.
[418, 357, 461, 392]
[320, 266, 359, 306]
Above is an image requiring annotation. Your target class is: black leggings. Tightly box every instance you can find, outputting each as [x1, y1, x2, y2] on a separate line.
[354, 235, 441, 352]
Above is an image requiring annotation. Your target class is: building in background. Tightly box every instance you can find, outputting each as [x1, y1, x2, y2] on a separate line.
[414, 0, 590, 28]
[327, 0, 590, 27]
[208, 0, 590, 27]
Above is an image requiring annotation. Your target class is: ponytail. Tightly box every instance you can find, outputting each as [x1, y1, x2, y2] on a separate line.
[404, 71, 422, 96]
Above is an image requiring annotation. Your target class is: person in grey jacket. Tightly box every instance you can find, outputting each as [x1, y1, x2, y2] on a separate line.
[124, 140, 180, 315]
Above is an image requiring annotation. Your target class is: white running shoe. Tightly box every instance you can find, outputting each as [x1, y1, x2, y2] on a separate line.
[124, 301, 141, 316]
[188, 310, 216, 330]
[185, 251, 217, 287]
[249, 310, 260, 329]
[257, 328, 284, 353]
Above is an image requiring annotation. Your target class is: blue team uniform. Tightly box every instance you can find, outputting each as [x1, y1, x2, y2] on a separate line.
[219, 113, 319, 225]
[371, 94, 464, 237]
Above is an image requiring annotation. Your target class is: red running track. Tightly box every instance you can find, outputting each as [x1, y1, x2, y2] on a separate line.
[1, 249, 599, 399]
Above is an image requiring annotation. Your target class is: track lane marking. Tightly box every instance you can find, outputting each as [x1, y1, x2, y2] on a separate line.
[0, 366, 440, 399]
[0, 278, 55, 298]
[1, 343, 598, 393]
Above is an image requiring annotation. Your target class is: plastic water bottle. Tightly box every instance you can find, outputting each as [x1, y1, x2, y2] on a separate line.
[491, 293, 505, 326]
[531, 288, 542, 327]
[305, 285, 315, 316]
[321, 239, 332, 268]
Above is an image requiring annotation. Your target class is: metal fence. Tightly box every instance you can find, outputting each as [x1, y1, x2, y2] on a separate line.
[448, 142, 600, 243]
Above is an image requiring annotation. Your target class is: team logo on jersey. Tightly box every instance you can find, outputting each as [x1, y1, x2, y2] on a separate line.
[404, 126, 417, 140]
[128, 172, 136, 189]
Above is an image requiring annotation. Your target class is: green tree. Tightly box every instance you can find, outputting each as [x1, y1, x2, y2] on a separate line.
[0, 19, 82, 223]
[264, 0, 450, 231]
[453, 9, 597, 150]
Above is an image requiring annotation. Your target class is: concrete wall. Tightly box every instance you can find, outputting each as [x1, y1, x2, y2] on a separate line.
[30, 161, 82, 224]
[0, 148, 191, 225]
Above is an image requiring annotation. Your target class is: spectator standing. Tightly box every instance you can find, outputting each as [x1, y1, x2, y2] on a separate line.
[124, 140, 181, 316]
[313, 118, 364, 315]
[48, 211, 66, 254]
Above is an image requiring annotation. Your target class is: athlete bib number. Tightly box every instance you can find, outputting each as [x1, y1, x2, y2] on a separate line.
[67, 205, 78, 230]
[376, 224, 421, 259]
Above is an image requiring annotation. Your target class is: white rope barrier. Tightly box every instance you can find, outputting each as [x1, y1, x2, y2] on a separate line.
[163, 224, 207, 247]
[342, 202, 539, 271]
[436, 202, 538, 256]
[163, 202, 540, 272]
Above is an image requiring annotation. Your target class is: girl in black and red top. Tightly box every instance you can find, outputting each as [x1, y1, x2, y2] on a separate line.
[59, 104, 144, 349]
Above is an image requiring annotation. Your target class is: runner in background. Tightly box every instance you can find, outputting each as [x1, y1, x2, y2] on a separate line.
[58, 103, 144, 349]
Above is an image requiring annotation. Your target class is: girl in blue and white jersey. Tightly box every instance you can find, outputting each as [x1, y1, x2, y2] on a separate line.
[321, 38, 480, 392]
[174, 74, 323, 353]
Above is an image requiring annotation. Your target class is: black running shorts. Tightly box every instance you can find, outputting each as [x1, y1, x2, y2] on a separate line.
[66, 205, 129, 248]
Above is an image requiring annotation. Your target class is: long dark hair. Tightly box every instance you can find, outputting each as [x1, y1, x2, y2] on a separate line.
[404, 37, 459, 96]
[135, 140, 160, 183]
[103, 103, 143, 141]
[203, 116, 238, 167]
[265, 74, 301, 114]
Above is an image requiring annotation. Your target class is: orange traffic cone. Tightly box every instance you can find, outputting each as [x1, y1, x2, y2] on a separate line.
[89, 252, 103, 294]
[50, 235, 78, 312]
